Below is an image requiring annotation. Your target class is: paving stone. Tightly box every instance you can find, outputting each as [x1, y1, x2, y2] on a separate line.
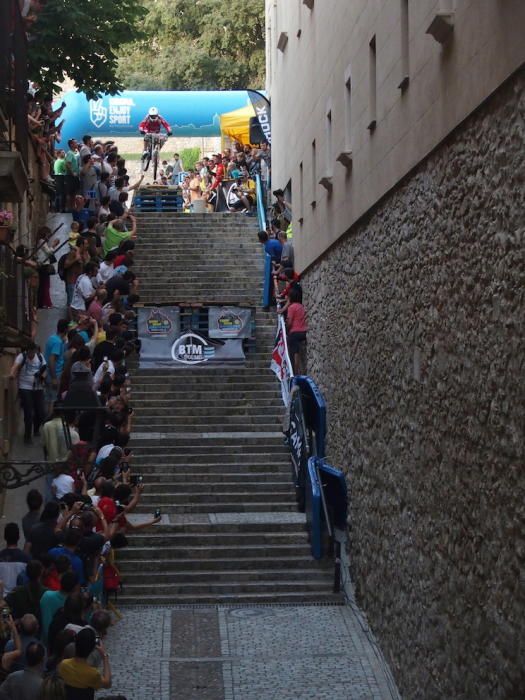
[98, 605, 399, 699]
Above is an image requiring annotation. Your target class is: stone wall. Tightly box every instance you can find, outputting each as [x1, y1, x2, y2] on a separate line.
[302, 68, 525, 700]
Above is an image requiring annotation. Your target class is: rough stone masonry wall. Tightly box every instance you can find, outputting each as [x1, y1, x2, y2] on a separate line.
[302, 68, 525, 700]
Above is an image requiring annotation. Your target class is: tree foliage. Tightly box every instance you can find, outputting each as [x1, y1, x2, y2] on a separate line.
[117, 0, 265, 91]
[179, 148, 201, 172]
[28, 0, 147, 98]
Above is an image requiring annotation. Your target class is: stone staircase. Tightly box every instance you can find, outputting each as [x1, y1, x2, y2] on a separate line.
[118, 209, 337, 604]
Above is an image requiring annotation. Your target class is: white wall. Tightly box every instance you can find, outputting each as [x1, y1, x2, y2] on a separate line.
[267, 0, 525, 271]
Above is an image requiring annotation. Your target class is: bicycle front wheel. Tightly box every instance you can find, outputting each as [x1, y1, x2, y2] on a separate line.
[141, 149, 151, 173]
[152, 147, 159, 181]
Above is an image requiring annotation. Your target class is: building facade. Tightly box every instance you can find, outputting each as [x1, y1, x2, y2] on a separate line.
[267, 1, 525, 698]
[0, 0, 49, 464]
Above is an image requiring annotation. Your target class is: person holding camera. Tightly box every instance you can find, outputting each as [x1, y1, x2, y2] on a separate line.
[9, 342, 47, 445]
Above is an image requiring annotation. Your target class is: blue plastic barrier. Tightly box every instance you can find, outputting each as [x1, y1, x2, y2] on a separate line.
[307, 457, 348, 558]
[306, 458, 323, 559]
[255, 174, 266, 232]
[262, 252, 272, 308]
[134, 189, 183, 212]
[291, 376, 327, 458]
[317, 460, 348, 530]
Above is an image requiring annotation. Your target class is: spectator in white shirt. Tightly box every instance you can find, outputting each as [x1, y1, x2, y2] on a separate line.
[52, 464, 75, 500]
[70, 262, 99, 318]
[96, 251, 117, 286]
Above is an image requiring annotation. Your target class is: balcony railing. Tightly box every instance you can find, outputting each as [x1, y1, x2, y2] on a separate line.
[0, 0, 29, 168]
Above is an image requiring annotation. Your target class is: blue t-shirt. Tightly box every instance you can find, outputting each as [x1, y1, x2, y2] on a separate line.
[44, 334, 65, 378]
[264, 239, 283, 263]
[48, 546, 85, 585]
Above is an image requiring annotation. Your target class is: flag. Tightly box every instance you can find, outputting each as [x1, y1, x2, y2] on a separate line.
[247, 90, 271, 145]
[270, 323, 292, 404]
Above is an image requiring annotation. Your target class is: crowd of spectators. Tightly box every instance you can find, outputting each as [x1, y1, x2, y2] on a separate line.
[257, 191, 307, 375]
[4, 129, 159, 698]
[158, 141, 270, 215]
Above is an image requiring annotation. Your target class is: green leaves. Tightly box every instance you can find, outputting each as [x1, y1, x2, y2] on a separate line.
[117, 0, 265, 91]
[28, 0, 147, 98]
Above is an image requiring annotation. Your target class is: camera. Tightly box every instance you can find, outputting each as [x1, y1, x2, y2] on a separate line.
[130, 474, 143, 487]
[1, 608, 9, 622]
[154, 508, 161, 519]
[115, 500, 124, 513]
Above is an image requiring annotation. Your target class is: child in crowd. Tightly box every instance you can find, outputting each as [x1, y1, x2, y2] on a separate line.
[68, 221, 81, 246]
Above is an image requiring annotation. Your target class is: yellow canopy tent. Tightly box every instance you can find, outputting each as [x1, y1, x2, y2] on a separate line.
[220, 104, 256, 147]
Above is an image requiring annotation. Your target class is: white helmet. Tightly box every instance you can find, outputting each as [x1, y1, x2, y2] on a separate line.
[148, 107, 159, 117]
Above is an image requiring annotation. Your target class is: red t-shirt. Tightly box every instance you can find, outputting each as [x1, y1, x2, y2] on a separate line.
[286, 303, 308, 333]
[97, 496, 127, 531]
[113, 254, 126, 267]
[43, 569, 60, 591]
[281, 272, 301, 298]
[96, 497, 117, 531]
[210, 163, 224, 189]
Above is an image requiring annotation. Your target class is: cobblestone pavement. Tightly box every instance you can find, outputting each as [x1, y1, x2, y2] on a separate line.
[98, 605, 400, 700]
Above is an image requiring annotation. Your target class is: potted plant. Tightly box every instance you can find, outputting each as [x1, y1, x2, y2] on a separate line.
[0, 211, 15, 244]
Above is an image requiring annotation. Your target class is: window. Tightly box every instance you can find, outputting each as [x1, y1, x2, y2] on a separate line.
[368, 35, 377, 131]
[311, 140, 316, 207]
[344, 68, 352, 150]
[325, 109, 333, 176]
[399, 0, 409, 90]
[299, 161, 304, 223]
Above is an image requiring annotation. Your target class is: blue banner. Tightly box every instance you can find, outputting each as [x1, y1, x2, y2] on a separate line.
[55, 90, 252, 145]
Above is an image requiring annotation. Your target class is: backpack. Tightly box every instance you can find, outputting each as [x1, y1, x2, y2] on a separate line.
[57, 252, 68, 281]
[103, 562, 122, 592]
[20, 351, 45, 370]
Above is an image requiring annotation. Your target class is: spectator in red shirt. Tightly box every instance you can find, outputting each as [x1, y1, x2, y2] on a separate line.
[283, 286, 308, 374]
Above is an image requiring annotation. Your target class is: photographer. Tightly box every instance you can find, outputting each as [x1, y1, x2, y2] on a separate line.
[9, 343, 47, 445]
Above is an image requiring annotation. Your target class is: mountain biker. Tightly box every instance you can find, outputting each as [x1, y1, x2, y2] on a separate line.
[139, 107, 172, 160]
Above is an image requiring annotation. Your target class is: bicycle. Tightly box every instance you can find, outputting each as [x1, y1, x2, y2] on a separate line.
[141, 133, 168, 181]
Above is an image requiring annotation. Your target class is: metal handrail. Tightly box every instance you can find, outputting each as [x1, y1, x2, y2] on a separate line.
[255, 174, 266, 232]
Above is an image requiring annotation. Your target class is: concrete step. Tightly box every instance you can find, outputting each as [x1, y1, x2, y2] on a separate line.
[120, 580, 331, 597]
[117, 568, 328, 584]
[129, 448, 289, 460]
[132, 419, 281, 431]
[123, 520, 305, 535]
[118, 591, 342, 605]
[122, 531, 307, 547]
[118, 543, 311, 561]
[131, 391, 281, 400]
[127, 474, 291, 485]
[129, 464, 291, 475]
[129, 451, 288, 463]
[138, 489, 295, 504]
[133, 399, 283, 411]
[117, 555, 324, 572]
[133, 502, 297, 513]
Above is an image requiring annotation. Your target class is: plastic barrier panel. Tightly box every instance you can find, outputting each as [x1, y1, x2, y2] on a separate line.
[291, 376, 327, 458]
[262, 252, 272, 308]
[306, 458, 323, 560]
[317, 460, 348, 530]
